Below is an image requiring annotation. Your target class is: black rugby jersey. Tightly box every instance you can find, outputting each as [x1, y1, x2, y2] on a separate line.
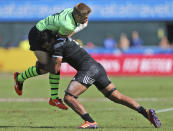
[53, 39, 95, 70]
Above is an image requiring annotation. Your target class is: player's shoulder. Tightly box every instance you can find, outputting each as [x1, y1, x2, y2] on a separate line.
[60, 8, 73, 19]
[59, 8, 75, 28]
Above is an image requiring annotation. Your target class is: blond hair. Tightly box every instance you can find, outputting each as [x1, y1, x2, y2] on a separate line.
[73, 3, 91, 17]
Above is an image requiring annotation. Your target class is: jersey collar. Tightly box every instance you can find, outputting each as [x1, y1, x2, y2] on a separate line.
[72, 12, 78, 27]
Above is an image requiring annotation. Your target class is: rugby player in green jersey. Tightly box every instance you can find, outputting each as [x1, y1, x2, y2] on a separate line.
[14, 3, 91, 110]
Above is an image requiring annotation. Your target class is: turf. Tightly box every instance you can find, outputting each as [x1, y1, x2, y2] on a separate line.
[0, 73, 173, 131]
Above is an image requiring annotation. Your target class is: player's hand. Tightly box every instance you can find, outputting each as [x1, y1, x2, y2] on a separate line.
[56, 34, 68, 38]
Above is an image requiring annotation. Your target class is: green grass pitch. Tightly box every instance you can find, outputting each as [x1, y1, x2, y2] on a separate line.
[0, 73, 173, 131]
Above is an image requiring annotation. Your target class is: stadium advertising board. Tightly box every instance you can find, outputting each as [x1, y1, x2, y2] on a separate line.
[0, 48, 173, 76]
[61, 54, 173, 76]
[0, 0, 173, 21]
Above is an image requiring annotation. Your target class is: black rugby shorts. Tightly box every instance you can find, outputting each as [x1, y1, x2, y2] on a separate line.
[28, 26, 47, 51]
[72, 62, 111, 90]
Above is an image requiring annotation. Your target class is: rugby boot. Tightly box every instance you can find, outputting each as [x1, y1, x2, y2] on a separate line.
[14, 72, 23, 96]
[78, 121, 98, 129]
[49, 98, 68, 110]
[146, 109, 161, 128]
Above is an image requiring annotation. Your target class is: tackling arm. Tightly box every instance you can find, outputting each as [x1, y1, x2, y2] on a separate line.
[54, 57, 62, 74]
[66, 21, 88, 38]
[74, 21, 88, 34]
[56, 21, 88, 38]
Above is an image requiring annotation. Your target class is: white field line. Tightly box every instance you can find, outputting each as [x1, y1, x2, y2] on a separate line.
[0, 97, 172, 102]
[0, 98, 173, 113]
[156, 108, 173, 113]
[0, 98, 49, 102]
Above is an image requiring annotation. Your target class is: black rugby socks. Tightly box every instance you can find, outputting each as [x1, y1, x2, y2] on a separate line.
[81, 113, 95, 123]
[137, 106, 148, 118]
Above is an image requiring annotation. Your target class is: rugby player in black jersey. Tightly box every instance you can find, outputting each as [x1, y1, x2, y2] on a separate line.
[49, 38, 161, 129]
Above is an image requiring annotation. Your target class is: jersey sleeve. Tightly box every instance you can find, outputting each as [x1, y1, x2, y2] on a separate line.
[52, 38, 66, 58]
[74, 22, 88, 33]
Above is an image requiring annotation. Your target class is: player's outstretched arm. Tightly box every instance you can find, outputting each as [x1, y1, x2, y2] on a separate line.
[55, 57, 62, 74]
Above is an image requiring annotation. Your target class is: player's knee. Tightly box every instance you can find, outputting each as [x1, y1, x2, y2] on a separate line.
[64, 90, 78, 104]
[36, 61, 48, 74]
[64, 94, 77, 106]
[64, 94, 71, 104]
[104, 88, 117, 98]
[36, 61, 58, 74]
[39, 69, 48, 74]
[63, 95, 68, 104]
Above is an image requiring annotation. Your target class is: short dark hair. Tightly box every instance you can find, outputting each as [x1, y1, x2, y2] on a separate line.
[73, 3, 91, 17]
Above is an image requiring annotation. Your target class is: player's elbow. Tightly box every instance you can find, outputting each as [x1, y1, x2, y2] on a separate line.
[52, 57, 62, 74]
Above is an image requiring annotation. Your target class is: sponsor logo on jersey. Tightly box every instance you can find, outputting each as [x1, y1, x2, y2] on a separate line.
[83, 75, 95, 85]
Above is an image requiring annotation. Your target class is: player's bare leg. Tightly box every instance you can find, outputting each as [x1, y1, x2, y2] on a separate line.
[100, 83, 140, 110]
[100, 83, 161, 128]
[34, 52, 68, 110]
[64, 81, 97, 129]
[64, 81, 88, 115]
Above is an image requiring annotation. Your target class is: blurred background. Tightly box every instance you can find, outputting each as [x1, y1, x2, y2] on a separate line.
[0, 0, 173, 76]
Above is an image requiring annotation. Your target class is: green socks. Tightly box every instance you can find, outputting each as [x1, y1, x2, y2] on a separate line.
[17, 66, 60, 100]
[17, 66, 40, 83]
[49, 72, 60, 100]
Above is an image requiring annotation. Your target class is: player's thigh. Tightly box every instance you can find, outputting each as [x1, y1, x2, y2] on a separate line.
[66, 80, 88, 97]
[34, 51, 50, 64]
[94, 63, 111, 90]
